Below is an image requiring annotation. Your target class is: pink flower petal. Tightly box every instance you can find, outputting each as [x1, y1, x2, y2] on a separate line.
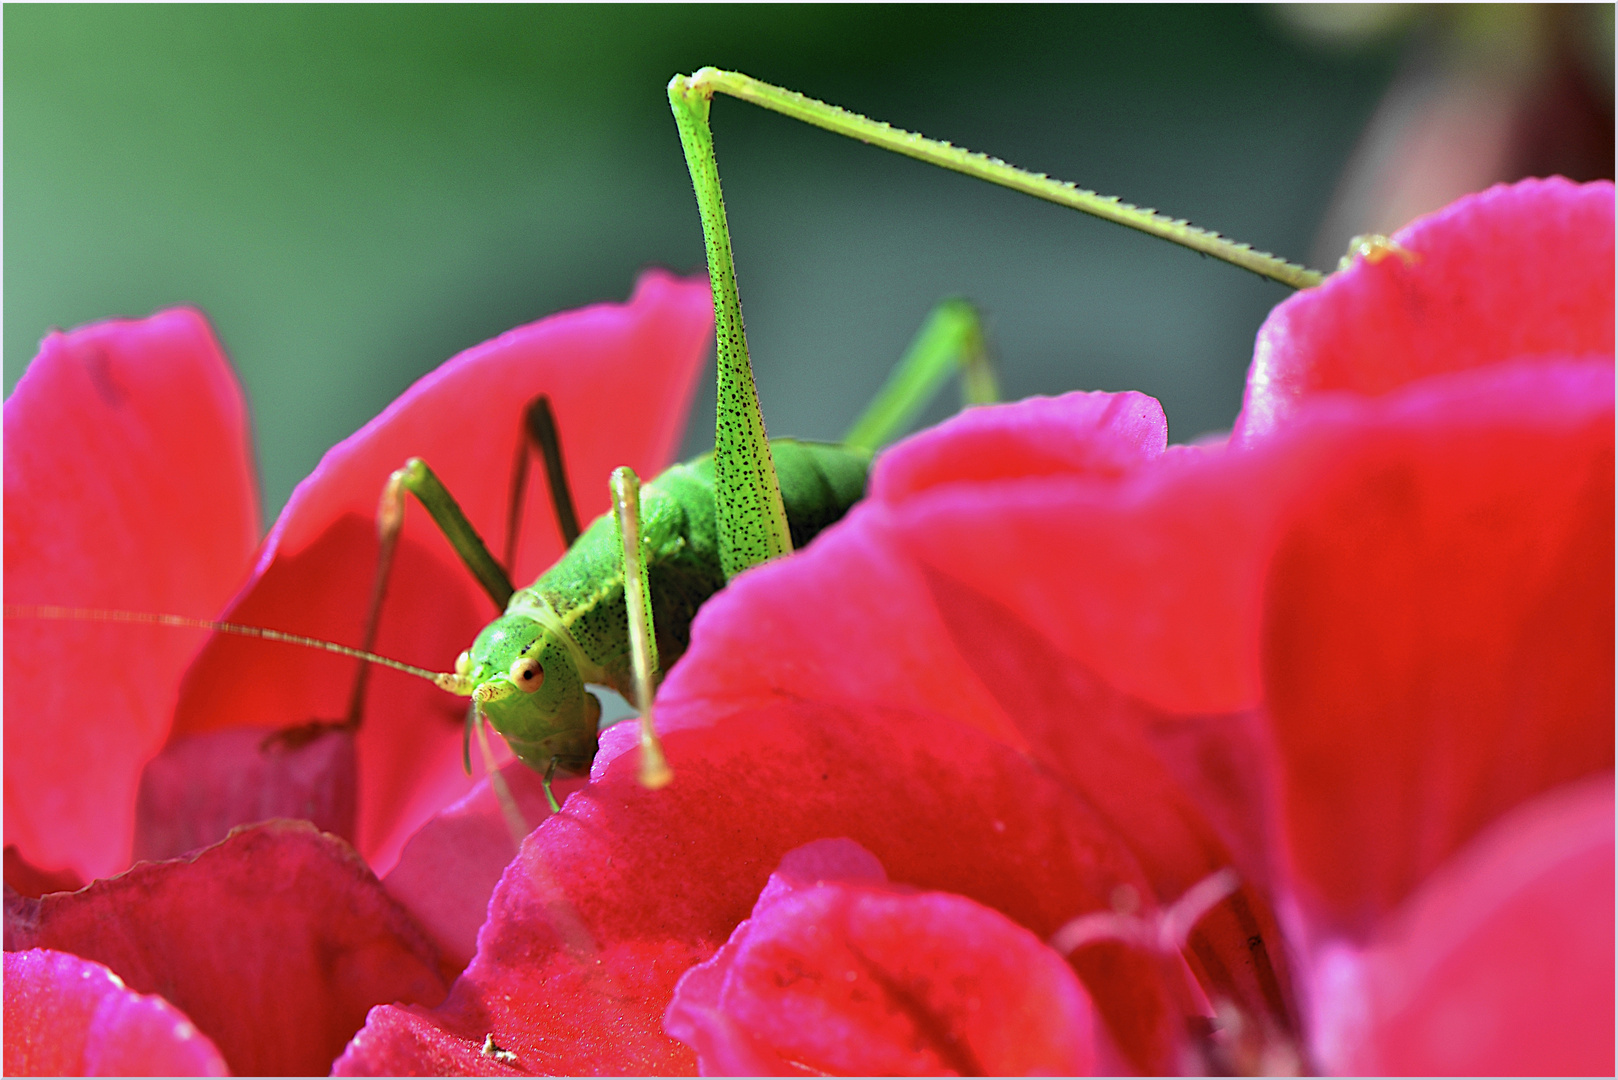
[337, 353, 1612, 1076]
[869, 389, 1168, 501]
[652, 396, 1324, 1033]
[340, 1005, 527, 1076]
[4, 846, 84, 898]
[133, 724, 357, 863]
[1306, 775, 1614, 1075]
[164, 516, 484, 874]
[165, 270, 712, 874]
[868, 428, 1325, 720]
[4, 308, 260, 884]
[1235, 178, 1614, 443]
[382, 760, 585, 971]
[665, 838, 1101, 1076]
[8, 819, 447, 1076]
[5, 948, 228, 1077]
[336, 704, 1183, 1076]
[1262, 360, 1614, 936]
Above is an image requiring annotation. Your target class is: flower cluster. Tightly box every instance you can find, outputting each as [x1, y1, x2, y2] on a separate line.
[5, 179, 1612, 1075]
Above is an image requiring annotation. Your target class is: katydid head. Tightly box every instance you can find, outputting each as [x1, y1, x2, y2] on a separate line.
[458, 611, 600, 776]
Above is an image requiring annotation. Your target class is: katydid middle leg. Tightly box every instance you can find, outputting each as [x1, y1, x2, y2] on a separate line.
[505, 395, 584, 564]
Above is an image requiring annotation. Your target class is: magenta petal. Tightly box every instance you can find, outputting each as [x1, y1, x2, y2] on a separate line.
[8, 819, 447, 1076]
[171, 518, 483, 874]
[338, 706, 1183, 1076]
[870, 427, 1327, 718]
[339, 1004, 533, 1076]
[655, 436, 1315, 1031]
[663, 951, 790, 1077]
[382, 761, 585, 971]
[133, 724, 357, 863]
[869, 389, 1168, 501]
[1236, 178, 1614, 443]
[5, 948, 228, 1077]
[1262, 360, 1615, 935]
[666, 839, 1100, 1076]
[4, 308, 259, 882]
[757, 836, 889, 895]
[4, 846, 84, 898]
[168, 270, 713, 874]
[664, 839, 888, 1077]
[1307, 776, 1614, 1075]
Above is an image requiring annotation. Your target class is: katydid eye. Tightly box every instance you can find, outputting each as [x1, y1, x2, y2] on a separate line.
[454, 650, 473, 677]
[507, 655, 543, 692]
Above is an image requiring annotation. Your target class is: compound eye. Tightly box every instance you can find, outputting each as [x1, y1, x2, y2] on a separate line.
[507, 653, 544, 693]
[454, 650, 473, 677]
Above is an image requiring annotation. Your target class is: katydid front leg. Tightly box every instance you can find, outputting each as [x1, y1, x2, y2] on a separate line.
[610, 466, 672, 796]
[376, 393, 583, 621]
[367, 393, 585, 767]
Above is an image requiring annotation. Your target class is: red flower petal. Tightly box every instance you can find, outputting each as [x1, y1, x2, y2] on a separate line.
[155, 517, 485, 871]
[1262, 360, 1614, 936]
[8, 819, 448, 1076]
[665, 838, 1102, 1076]
[4, 308, 259, 883]
[133, 724, 358, 864]
[1235, 178, 1614, 443]
[4, 948, 228, 1077]
[1306, 775, 1614, 1075]
[335, 704, 1182, 1076]
[868, 389, 1168, 501]
[4, 847, 84, 899]
[870, 439, 1321, 721]
[163, 270, 712, 874]
[340, 1006, 528, 1076]
[382, 761, 585, 971]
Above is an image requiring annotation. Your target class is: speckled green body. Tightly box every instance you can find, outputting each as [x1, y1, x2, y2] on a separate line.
[464, 439, 870, 774]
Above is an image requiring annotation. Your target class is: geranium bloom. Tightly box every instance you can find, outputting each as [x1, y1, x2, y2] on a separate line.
[6, 179, 1609, 1076]
[4, 271, 714, 1072]
[335, 179, 1612, 1075]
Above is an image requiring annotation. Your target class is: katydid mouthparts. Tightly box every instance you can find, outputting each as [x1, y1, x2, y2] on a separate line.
[10, 68, 1324, 816]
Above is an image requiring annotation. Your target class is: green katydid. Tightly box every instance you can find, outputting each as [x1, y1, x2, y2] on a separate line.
[12, 69, 1325, 816]
[404, 300, 994, 810]
[432, 68, 1323, 809]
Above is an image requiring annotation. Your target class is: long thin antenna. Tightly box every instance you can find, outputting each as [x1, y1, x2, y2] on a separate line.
[4, 604, 461, 689]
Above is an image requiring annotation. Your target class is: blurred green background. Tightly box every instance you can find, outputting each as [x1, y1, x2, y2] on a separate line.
[7, 5, 1403, 523]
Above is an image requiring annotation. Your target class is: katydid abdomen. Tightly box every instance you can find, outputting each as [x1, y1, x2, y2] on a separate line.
[459, 438, 870, 776]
